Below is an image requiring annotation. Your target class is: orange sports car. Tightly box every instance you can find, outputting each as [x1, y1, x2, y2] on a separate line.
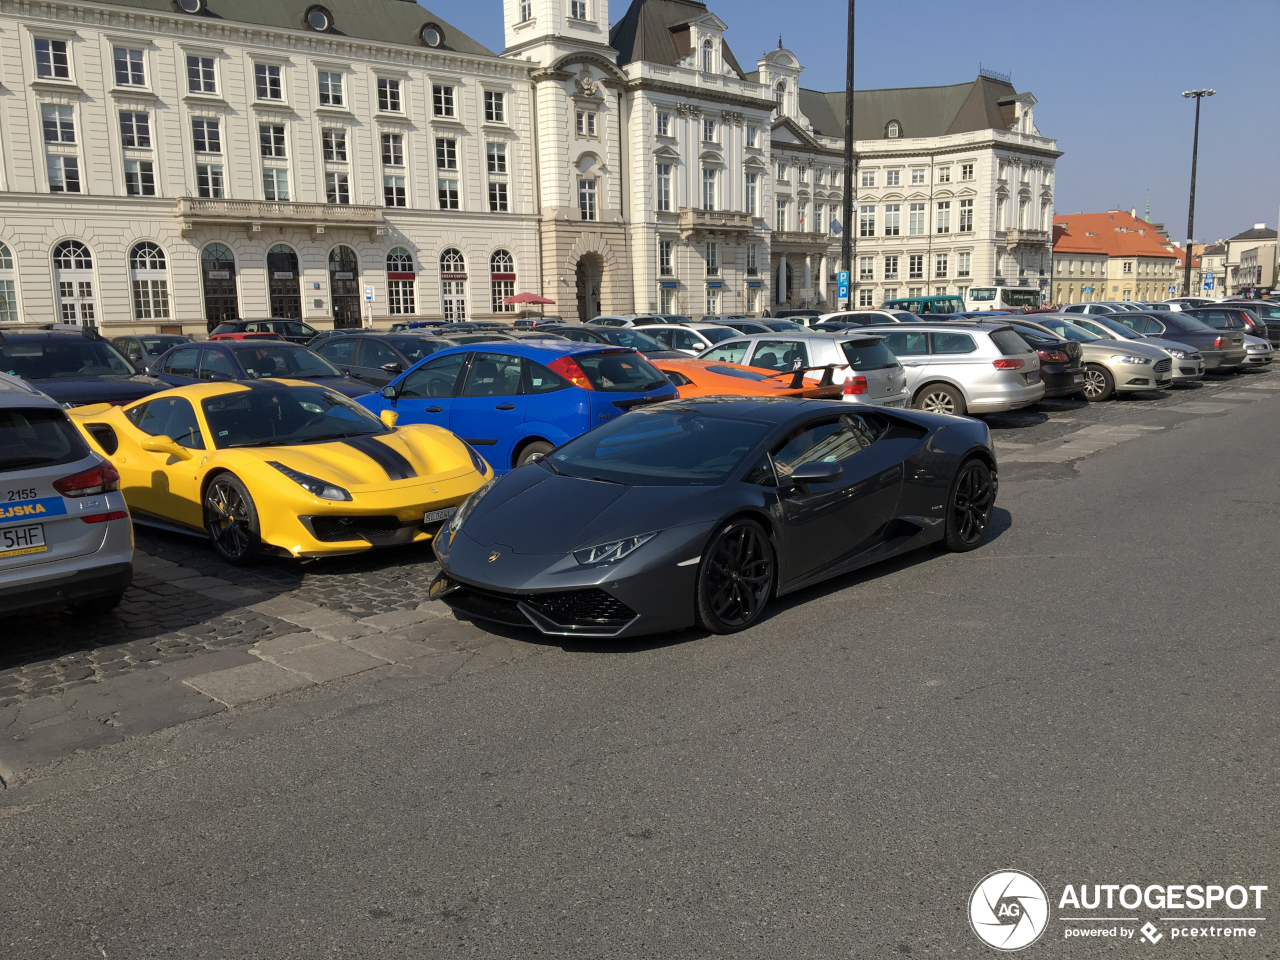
[652, 358, 844, 400]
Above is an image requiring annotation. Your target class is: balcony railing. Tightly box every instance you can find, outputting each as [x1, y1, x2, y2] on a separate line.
[678, 208, 753, 240]
[177, 198, 385, 238]
[772, 230, 836, 249]
[1004, 228, 1051, 250]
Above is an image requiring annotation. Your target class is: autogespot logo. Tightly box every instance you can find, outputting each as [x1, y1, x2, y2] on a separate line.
[970, 870, 1051, 951]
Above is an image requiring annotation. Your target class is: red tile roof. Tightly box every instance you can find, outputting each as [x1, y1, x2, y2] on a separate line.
[1053, 211, 1178, 260]
[1172, 246, 1200, 269]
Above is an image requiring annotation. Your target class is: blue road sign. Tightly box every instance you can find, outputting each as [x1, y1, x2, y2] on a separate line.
[837, 269, 850, 300]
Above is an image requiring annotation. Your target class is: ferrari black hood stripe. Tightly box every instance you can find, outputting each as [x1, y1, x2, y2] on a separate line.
[341, 436, 417, 480]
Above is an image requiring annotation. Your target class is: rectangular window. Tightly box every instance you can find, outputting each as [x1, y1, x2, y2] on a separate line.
[492, 278, 516, 314]
[259, 124, 286, 158]
[484, 91, 505, 123]
[861, 169, 874, 188]
[656, 163, 672, 212]
[910, 168, 925, 185]
[262, 168, 289, 200]
[909, 202, 926, 236]
[883, 203, 900, 237]
[882, 288, 897, 302]
[859, 256, 874, 281]
[385, 175, 407, 207]
[196, 163, 224, 198]
[934, 285, 948, 296]
[255, 63, 282, 100]
[798, 167, 807, 184]
[746, 125, 758, 148]
[432, 84, 454, 117]
[325, 171, 349, 204]
[576, 111, 597, 137]
[745, 172, 758, 217]
[119, 111, 150, 148]
[187, 55, 216, 94]
[35, 39, 69, 80]
[382, 133, 405, 166]
[908, 254, 924, 280]
[47, 155, 80, 193]
[192, 118, 221, 154]
[113, 47, 145, 86]
[957, 252, 971, 278]
[935, 254, 948, 278]
[132, 279, 170, 320]
[937, 165, 951, 184]
[747, 243, 758, 275]
[387, 280, 416, 315]
[886, 169, 900, 187]
[656, 111, 670, 137]
[776, 198, 787, 232]
[859, 205, 876, 237]
[960, 162, 974, 181]
[705, 242, 719, 277]
[487, 142, 507, 174]
[702, 168, 716, 211]
[579, 178, 597, 220]
[124, 159, 155, 196]
[488, 181, 508, 212]
[936, 201, 951, 234]
[1123, 261, 1133, 274]
[883, 255, 899, 280]
[661, 288, 676, 312]
[1019, 199, 1029, 228]
[322, 128, 347, 162]
[570, 0, 587, 18]
[908, 287, 923, 298]
[706, 288, 719, 315]
[859, 288, 874, 307]
[777, 161, 787, 182]
[437, 178, 459, 210]
[703, 118, 715, 142]
[41, 105, 75, 143]
[378, 78, 402, 112]
[520, 1, 532, 21]
[959, 198, 974, 233]
[432, 137, 454, 170]
[318, 71, 343, 106]
[659, 238, 673, 276]
[798, 201, 809, 232]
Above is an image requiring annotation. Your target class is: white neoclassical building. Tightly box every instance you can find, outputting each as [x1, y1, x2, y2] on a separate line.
[0, 0, 1062, 332]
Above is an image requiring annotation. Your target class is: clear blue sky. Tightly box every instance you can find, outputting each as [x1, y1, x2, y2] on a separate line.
[433, 0, 1278, 244]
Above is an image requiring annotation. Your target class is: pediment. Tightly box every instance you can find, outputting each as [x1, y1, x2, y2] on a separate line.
[770, 116, 822, 151]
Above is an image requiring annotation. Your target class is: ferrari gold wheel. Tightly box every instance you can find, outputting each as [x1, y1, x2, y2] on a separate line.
[205, 473, 262, 565]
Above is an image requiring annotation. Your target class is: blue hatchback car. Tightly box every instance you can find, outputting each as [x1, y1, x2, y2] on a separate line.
[359, 341, 678, 472]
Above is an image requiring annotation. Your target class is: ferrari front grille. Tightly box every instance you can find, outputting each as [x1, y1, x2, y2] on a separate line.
[307, 515, 403, 543]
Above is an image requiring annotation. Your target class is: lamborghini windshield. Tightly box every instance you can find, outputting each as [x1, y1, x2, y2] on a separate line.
[549, 408, 771, 485]
[201, 386, 388, 449]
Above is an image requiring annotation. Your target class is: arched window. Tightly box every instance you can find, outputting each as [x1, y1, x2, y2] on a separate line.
[775, 81, 786, 106]
[490, 249, 516, 314]
[201, 243, 238, 327]
[886, 121, 900, 138]
[52, 240, 95, 325]
[440, 248, 467, 321]
[129, 241, 170, 321]
[0, 242, 16, 323]
[386, 246, 416, 316]
[266, 244, 301, 319]
[702, 39, 714, 74]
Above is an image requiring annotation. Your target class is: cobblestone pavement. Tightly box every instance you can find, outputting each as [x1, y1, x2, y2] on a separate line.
[0, 364, 1274, 780]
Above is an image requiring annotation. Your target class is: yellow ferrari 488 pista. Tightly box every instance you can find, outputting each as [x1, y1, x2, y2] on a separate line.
[69, 379, 492, 563]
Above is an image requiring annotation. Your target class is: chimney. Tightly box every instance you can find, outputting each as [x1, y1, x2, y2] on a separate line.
[1131, 208, 1136, 219]
[1254, 222, 1266, 230]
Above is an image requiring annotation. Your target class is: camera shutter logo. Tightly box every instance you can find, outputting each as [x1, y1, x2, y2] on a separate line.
[969, 870, 1050, 951]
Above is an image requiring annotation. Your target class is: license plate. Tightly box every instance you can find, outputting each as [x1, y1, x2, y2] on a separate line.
[1025, 372, 1041, 384]
[423, 506, 456, 524]
[1073, 373, 1085, 383]
[0, 523, 45, 558]
[883, 399, 908, 408]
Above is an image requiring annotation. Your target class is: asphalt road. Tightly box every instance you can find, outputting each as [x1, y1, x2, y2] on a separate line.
[2, 378, 1278, 958]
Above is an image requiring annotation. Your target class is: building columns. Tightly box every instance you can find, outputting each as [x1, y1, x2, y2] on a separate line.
[777, 255, 787, 305]
[804, 255, 812, 297]
[819, 254, 827, 303]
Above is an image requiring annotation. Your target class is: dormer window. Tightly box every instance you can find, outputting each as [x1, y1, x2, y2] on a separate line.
[886, 121, 900, 138]
[702, 39, 714, 74]
[775, 81, 786, 105]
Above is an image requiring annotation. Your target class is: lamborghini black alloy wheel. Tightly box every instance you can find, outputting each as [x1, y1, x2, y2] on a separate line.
[697, 519, 774, 633]
[947, 459, 995, 551]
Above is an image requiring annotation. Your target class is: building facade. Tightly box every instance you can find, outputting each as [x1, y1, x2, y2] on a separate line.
[1223, 223, 1276, 294]
[0, 0, 1061, 332]
[1052, 211, 1179, 304]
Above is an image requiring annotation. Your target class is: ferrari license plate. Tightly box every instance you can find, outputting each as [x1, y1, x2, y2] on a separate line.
[0, 523, 46, 558]
[424, 506, 456, 525]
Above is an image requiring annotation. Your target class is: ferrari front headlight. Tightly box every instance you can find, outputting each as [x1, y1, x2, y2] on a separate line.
[574, 532, 658, 565]
[268, 461, 352, 501]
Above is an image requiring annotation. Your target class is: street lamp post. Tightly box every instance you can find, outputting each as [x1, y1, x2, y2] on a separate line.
[840, 0, 854, 311]
[1181, 88, 1215, 297]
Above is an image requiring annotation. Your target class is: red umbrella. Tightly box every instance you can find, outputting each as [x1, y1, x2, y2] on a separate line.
[504, 292, 556, 319]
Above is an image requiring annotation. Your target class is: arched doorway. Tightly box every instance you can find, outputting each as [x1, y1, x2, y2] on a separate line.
[329, 245, 360, 328]
[440, 248, 467, 321]
[201, 243, 238, 331]
[267, 244, 301, 318]
[575, 254, 603, 321]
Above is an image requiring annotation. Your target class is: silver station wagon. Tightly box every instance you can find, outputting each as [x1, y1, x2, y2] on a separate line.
[873, 323, 1045, 416]
[697, 332, 911, 407]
